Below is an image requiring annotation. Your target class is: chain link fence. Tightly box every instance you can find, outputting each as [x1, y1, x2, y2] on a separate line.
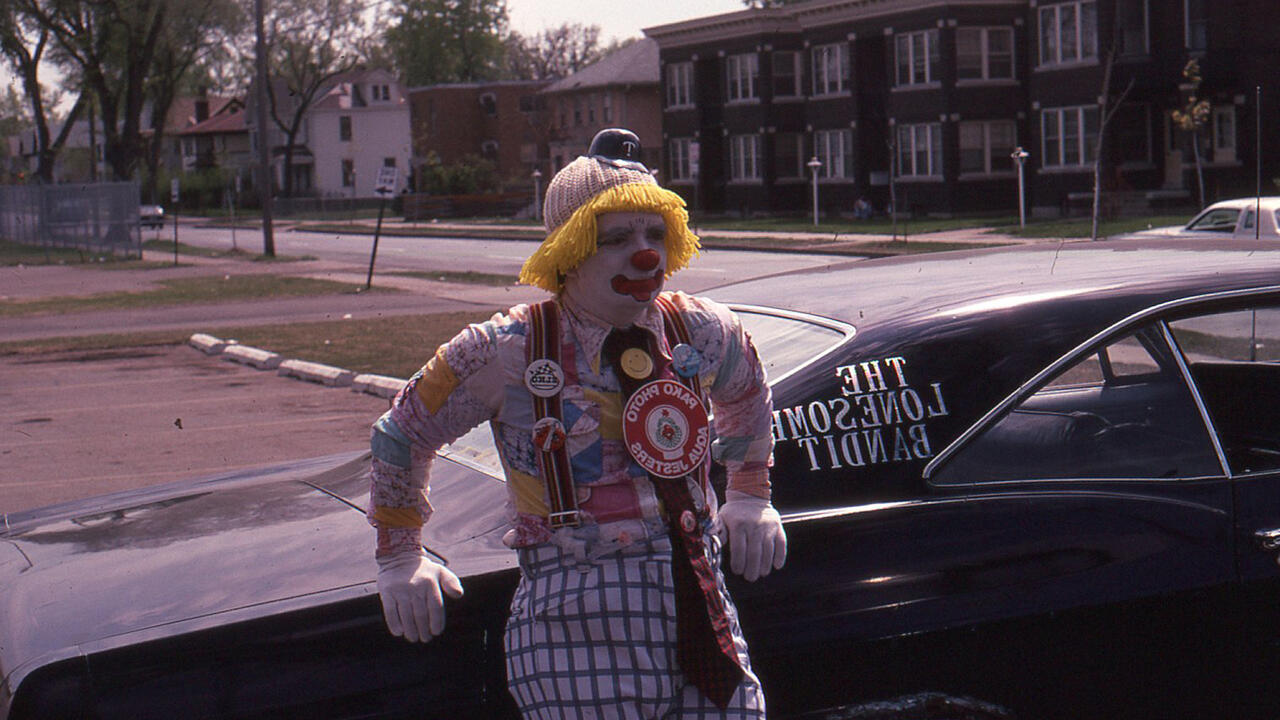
[0, 182, 142, 258]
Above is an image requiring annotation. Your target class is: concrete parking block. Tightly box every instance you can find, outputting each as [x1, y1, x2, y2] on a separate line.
[279, 358, 357, 387]
[222, 344, 282, 369]
[188, 333, 229, 355]
[352, 373, 406, 398]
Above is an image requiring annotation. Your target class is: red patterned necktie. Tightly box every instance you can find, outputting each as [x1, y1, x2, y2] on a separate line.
[604, 327, 744, 709]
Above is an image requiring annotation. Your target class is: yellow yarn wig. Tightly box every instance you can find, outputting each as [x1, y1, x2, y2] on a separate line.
[519, 183, 701, 294]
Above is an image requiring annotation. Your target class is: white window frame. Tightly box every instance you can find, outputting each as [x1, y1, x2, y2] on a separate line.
[956, 27, 1015, 82]
[959, 120, 1017, 176]
[669, 138, 694, 182]
[341, 158, 354, 187]
[726, 53, 759, 103]
[773, 51, 802, 98]
[896, 123, 943, 178]
[666, 62, 694, 109]
[813, 129, 852, 179]
[1041, 105, 1100, 168]
[811, 43, 848, 96]
[1212, 105, 1236, 163]
[729, 134, 762, 182]
[1038, 1, 1098, 67]
[895, 29, 940, 87]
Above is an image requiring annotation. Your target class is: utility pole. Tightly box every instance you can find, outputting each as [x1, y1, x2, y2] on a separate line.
[254, 0, 276, 257]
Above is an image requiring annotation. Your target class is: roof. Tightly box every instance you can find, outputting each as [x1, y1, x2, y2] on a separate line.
[179, 102, 247, 136]
[541, 38, 659, 94]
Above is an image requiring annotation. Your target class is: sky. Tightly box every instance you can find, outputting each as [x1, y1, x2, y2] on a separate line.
[505, 0, 746, 42]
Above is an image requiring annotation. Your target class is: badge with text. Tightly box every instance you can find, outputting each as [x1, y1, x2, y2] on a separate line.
[671, 343, 701, 378]
[524, 359, 564, 397]
[622, 379, 710, 479]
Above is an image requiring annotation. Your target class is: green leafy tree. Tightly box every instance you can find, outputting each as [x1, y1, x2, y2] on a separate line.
[258, 0, 367, 197]
[385, 0, 509, 86]
[1171, 59, 1211, 209]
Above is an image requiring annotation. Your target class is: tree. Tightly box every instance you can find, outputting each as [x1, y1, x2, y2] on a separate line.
[384, 0, 508, 86]
[1088, 29, 1134, 242]
[0, 85, 30, 136]
[0, 2, 85, 183]
[258, 0, 367, 197]
[1171, 59, 1211, 209]
[503, 23, 609, 81]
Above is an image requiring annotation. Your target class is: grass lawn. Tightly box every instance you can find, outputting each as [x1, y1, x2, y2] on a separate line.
[0, 239, 146, 267]
[691, 214, 1019, 235]
[0, 310, 500, 379]
[385, 269, 520, 285]
[0, 275, 388, 317]
[1002, 215, 1188, 239]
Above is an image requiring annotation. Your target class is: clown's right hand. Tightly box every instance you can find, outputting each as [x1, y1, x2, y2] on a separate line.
[377, 552, 464, 642]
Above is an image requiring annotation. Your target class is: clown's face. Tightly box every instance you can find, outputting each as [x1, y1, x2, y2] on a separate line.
[563, 211, 667, 327]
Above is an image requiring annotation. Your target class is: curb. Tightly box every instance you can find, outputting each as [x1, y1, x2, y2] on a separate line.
[190, 333, 405, 398]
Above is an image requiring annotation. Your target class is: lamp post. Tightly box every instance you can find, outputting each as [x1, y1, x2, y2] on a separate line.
[807, 156, 822, 226]
[532, 168, 543, 222]
[1012, 146, 1030, 228]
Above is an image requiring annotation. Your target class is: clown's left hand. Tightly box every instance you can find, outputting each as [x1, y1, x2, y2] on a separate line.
[717, 491, 787, 582]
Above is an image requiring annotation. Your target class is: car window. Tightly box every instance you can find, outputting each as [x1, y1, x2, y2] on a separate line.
[1242, 209, 1256, 231]
[1169, 306, 1280, 474]
[933, 324, 1222, 484]
[735, 308, 851, 383]
[1186, 207, 1240, 232]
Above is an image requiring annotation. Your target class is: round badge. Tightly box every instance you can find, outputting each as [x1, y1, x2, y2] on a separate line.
[524, 359, 564, 398]
[531, 417, 566, 452]
[671, 343, 702, 378]
[679, 510, 696, 534]
[622, 379, 710, 479]
[619, 347, 654, 379]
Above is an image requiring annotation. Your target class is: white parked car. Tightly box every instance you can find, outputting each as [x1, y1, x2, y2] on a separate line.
[1127, 197, 1280, 240]
[139, 204, 165, 229]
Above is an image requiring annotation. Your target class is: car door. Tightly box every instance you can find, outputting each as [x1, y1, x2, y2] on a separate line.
[736, 317, 1240, 717]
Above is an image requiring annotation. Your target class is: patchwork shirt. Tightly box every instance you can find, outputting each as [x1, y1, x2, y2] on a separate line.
[368, 290, 774, 556]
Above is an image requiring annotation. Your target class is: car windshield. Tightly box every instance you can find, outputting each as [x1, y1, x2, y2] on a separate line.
[439, 308, 850, 478]
[1186, 207, 1240, 232]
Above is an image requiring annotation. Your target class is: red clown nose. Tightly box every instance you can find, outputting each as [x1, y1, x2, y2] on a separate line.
[631, 248, 661, 271]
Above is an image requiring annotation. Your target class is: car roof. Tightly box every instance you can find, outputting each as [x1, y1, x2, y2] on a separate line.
[708, 240, 1280, 340]
[1199, 196, 1280, 212]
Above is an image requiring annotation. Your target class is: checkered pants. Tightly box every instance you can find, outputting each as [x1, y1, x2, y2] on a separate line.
[505, 531, 765, 719]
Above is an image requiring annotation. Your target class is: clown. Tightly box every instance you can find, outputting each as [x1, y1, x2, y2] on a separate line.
[369, 129, 786, 718]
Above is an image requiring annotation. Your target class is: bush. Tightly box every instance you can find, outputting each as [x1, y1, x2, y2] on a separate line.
[416, 152, 500, 195]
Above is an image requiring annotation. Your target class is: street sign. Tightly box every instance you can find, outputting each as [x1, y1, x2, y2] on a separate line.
[374, 166, 399, 196]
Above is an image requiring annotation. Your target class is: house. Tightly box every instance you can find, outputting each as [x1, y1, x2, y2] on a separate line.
[644, 0, 1280, 218]
[541, 38, 663, 175]
[406, 80, 552, 188]
[176, 97, 249, 177]
[247, 68, 412, 198]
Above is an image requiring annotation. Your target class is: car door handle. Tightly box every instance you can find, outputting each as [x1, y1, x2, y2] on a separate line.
[1255, 528, 1280, 551]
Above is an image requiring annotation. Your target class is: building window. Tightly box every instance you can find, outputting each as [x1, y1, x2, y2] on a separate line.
[1213, 105, 1236, 162]
[341, 159, 354, 187]
[1038, 1, 1097, 66]
[957, 27, 1014, 81]
[895, 29, 940, 86]
[666, 62, 694, 108]
[775, 132, 805, 178]
[480, 93, 497, 117]
[1116, 0, 1149, 56]
[383, 157, 396, 168]
[726, 53, 759, 102]
[602, 93, 612, 123]
[959, 120, 1017, 174]
[339, 115, 352, 142]
[811, 43, 848, 96]
[587, 93, 596, 123]
[729, 134, 761, 181]
[896, 123, 943, 178]
[813, 129, 852, 178]
[481, 140, 499, 161]
[1185, 0, 1208, 50]
[1114, 103, 1152, 166]
[1041, 105, 1099, 167]
[669, 138, 694, 181]
[773, 51, 801, 98]
[573, 97, 582, 126]
[370, 84, 390, 101]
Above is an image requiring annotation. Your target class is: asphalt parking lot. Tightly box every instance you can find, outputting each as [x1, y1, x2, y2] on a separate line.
[1, 343, 392, 514]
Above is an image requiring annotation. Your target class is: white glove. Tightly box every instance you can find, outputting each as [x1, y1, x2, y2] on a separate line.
[376, 553, 464, 642]
[716, 490, 787, 582]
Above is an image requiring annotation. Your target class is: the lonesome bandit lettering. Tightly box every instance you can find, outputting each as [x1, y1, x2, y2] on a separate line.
[771, 355, 950, 471]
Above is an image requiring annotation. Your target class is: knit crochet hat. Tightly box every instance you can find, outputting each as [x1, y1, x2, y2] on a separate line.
[520, 129, 700, 293]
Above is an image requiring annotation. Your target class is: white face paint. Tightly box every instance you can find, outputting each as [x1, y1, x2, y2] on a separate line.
[563, 211, 667, 328]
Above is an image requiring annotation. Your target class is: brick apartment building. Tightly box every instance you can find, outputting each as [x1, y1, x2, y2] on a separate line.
[406, 80, 552, 189]
[645, 0, 1280, 218]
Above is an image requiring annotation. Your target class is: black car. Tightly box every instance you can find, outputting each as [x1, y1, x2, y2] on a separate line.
[5, 240, 1280, 719]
